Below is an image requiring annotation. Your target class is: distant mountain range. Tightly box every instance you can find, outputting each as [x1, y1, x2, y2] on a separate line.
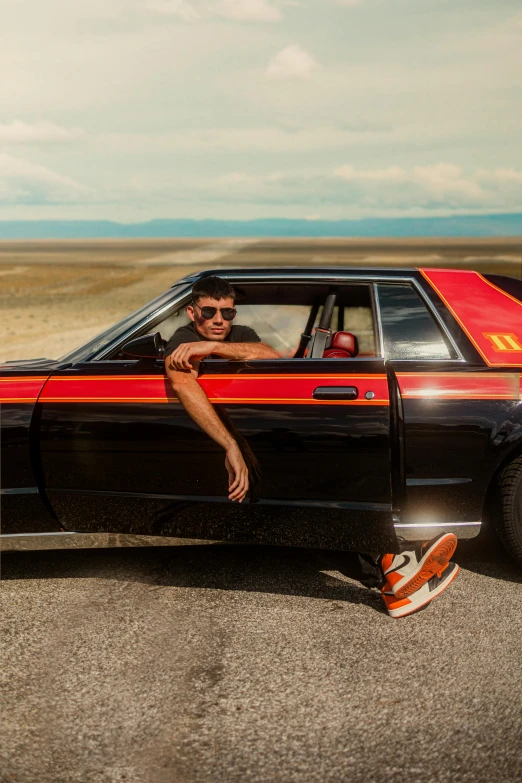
[1, 214, 522, 239]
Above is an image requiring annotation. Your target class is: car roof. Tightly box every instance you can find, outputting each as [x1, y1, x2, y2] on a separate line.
[179, 265, 418, 280]
[173, 266, 426, 287]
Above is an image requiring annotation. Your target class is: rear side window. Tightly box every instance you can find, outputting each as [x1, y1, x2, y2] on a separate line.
[377, 284, 453, 360]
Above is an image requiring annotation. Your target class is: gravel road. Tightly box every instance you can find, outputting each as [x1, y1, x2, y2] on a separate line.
[1, 533, 521, 783]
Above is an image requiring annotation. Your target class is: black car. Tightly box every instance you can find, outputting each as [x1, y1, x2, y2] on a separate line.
[2, 266, 522, 564]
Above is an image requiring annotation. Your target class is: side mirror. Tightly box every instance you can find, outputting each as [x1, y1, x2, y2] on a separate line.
[121, 332, 167, 359]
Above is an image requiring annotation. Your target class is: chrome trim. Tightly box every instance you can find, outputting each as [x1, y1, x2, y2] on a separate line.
[0, 532, 227, 552]
[394, 520, 481, 541]
[0, 486, 39, 495]
[372, 283, 385, 359]
[1, 531, 76, 537]
[406, 478, 473, 486]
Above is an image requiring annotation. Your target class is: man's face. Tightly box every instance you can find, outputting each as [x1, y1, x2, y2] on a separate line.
[187, 296, 235, 341]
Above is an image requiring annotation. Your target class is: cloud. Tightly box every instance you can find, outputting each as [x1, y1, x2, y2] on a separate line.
[335, 0, 362, 6]
[334, 163, 489, 205]
[139, 0, 200, 19]
[0, 120, 84, 145]
[333, 163, 488, 207]
[138, 0, 283, 21]
[97, 124, 390, 154]
[186, 163, 522, 213]
[266, 45, 318, 79]
[0, 153, 89, 204]
[213, 0, 282, 22]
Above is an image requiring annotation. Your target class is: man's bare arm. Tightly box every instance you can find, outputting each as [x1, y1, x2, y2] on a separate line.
[169, 340, 279, 371]
[164, 359, 249, 502]
[211, 341, 280, 361]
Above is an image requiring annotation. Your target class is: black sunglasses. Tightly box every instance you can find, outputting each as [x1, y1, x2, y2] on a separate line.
[192, 302, 237, 321]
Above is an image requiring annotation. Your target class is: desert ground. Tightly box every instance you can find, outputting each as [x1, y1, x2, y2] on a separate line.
[1, 237, 521, 362]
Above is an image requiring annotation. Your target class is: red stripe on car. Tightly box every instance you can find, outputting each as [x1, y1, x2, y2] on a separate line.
[0, 376, 49, 403]
[420, 269, 522, 367]
[397, 372, 520, 400]
[39, 374, 390, 405]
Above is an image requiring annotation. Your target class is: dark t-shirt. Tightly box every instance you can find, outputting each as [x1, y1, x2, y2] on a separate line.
[165, 321, 261, 358]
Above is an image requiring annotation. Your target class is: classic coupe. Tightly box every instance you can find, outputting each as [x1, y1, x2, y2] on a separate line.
[2, 266, 522, 564]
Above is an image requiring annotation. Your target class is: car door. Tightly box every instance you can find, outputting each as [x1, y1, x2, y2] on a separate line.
[38, 355, 394, 550]
[38, 281, 395, 551]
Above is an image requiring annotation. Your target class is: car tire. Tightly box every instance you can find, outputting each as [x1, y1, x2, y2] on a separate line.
[492, 455, 522, 567]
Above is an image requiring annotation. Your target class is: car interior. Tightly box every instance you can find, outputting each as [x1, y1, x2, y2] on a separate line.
[141, 282, 378, 360]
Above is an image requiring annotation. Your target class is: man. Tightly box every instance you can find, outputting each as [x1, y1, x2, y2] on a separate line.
[164, 275, 279, 503]
[164, 275, 459, 617]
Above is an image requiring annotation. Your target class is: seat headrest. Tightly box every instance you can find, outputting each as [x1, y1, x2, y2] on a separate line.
[330, 331, 358, 357]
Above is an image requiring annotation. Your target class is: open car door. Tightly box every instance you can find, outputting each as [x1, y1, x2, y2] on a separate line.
[38, 281, 395, 552]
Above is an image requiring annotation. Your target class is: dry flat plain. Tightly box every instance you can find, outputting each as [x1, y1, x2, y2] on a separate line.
[1, 237, 521, 362]
[2, 238, 522, 783]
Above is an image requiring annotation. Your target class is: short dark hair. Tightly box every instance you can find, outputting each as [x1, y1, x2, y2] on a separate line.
[191, 276, 236, 303]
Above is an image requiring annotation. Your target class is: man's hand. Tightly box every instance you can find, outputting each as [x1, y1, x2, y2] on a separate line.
[225, 444, 249, 503]
[168, 341, 217, 371]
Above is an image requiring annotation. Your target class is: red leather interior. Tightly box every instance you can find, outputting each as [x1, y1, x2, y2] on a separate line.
[323, 331, 359, 358]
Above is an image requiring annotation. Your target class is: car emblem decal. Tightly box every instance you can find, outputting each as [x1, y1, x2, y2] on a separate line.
[483, 333, 522, 352]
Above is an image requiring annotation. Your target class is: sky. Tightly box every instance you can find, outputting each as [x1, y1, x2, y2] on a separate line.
[1, 0, 522, 222]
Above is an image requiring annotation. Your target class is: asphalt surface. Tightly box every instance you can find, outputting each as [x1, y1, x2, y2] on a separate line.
[1, 533, 522, 783]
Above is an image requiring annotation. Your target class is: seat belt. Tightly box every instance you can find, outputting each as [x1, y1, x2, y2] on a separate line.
[295, 301, 320, 358]
[308, 293, 337, 359]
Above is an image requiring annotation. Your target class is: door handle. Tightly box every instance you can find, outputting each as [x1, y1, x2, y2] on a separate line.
[313, 386, 358, 400]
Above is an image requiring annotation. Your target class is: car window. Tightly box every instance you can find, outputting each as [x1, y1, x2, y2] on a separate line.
[106, 282, 378, 360]
[377, 283, 453, 360]
[158, 303, 377, 358]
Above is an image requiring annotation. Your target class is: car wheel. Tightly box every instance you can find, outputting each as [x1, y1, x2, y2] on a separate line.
[492, 455, 522, 567]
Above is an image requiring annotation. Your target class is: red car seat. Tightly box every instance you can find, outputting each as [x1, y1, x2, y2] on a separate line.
[323, 331, 359, 358]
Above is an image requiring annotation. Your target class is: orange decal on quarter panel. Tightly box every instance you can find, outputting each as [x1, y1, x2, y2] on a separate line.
[420, 269, 522, 367]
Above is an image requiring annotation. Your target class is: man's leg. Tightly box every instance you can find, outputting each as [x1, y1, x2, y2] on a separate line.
[356, 551, 387, 590]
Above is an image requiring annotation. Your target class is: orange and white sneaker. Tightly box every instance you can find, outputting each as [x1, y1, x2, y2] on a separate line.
[382, 561, 460, 618]
[380, 532, 457, 600]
